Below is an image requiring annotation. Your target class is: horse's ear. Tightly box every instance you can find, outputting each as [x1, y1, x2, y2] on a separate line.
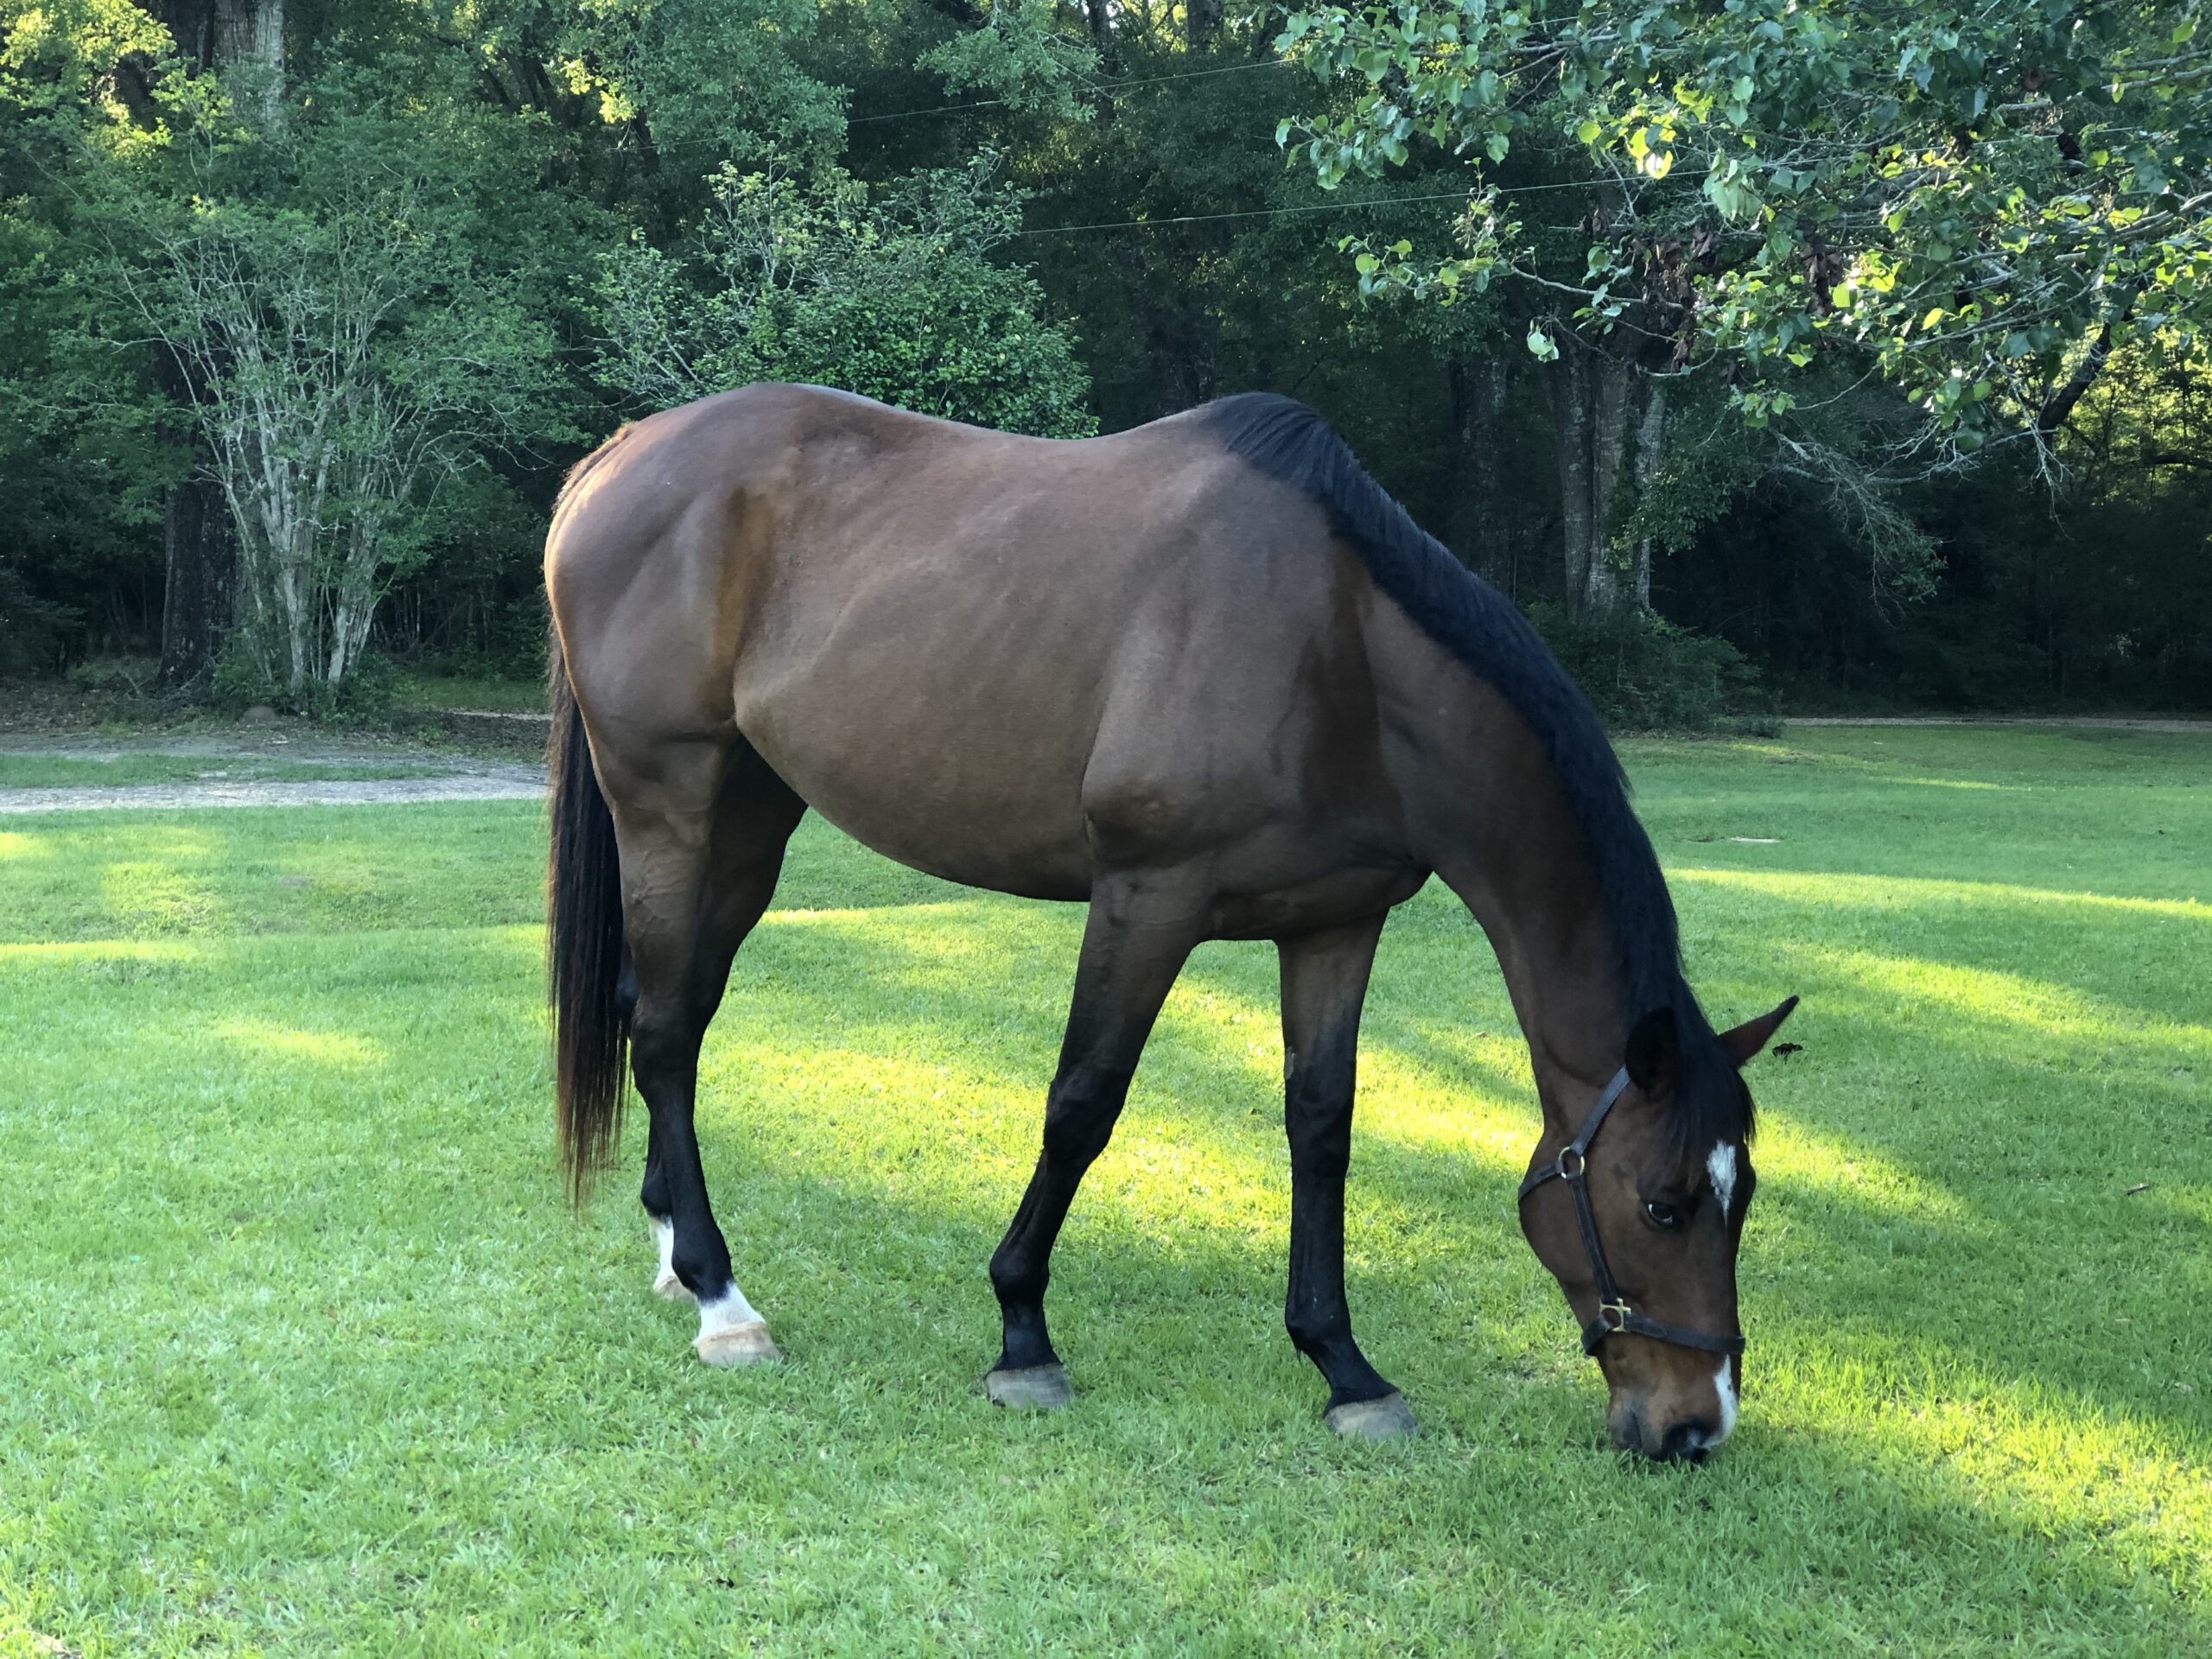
[1718, 995, 1800, 1069]
[1625, 1007, 1681, 1094]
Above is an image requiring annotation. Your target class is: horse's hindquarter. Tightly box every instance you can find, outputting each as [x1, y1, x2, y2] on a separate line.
[725, 397, 1412, 912]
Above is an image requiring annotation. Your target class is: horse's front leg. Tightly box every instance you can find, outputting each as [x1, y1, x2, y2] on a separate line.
[983, 870, 1204, 1410]
[1279, 914, 1415, 1440]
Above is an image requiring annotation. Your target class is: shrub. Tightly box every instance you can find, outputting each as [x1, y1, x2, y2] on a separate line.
[1527, 601, 1769, 732]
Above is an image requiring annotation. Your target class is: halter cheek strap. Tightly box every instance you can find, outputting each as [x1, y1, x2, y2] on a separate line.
[1516, 1066, 1746, 1359]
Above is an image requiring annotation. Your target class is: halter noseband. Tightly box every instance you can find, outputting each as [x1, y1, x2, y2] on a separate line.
[1516, 1066, 1746, 1359]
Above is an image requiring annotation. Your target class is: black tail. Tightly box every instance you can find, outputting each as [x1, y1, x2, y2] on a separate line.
[547, 633, 629, 1203]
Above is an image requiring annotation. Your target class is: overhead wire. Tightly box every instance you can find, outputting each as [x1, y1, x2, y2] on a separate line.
[846, 56, 1295, 126]
[1015, 174, 1704, 238]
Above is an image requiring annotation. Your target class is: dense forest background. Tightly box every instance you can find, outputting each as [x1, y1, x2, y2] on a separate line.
[3, 0, 2209, 718]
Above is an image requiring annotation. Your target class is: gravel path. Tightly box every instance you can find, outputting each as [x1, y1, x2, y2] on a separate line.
[0, 768, 545, 815]
[0, 722, 544, 815]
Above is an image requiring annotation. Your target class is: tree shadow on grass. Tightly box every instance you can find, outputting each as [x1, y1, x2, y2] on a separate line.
[556, 1154, 2209, 1652]
[714, 901, 2212, 1458]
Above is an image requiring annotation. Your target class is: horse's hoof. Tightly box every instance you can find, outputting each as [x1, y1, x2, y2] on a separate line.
[695, 1321, 780, 1367]
[984, 1363, 1073, 1411]
[1325, 1393, 1420, 1441]
[653, 1268, 696, 1304]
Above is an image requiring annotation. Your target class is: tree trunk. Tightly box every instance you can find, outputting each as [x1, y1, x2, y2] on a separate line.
[1084, 0, 1119, 118]
[151, 0, 218, 68]
[1630, 377, 1667, 612]
[213, 0, 284, 123]
[1544, 335, 1635, 620]
[151, 0, 283, 688]
[156, 475, 235, 689]
[1448, 353, 1514, 592]
[1110, 237, 1217, 416]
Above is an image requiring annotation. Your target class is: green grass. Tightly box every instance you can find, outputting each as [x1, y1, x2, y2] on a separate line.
[0, 725, 2204, 1656]
[0, 754, 447, 789]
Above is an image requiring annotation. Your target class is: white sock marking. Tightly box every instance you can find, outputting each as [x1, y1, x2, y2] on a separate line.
[697, 1286, 764, 1339]
[1711, 1357, 1739, 1446]
[653, 1217, 677, 1282]
[1707, 1141, 1738, 1220]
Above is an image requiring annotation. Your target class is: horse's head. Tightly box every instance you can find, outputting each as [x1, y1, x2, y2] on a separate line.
[1518, 996, 1797, 1462]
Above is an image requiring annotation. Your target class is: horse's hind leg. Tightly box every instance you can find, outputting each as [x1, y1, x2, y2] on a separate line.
[603, 737, 804, 1365]
[1279, 916, 1416, 1440]
[985, 871, 1204, 1408]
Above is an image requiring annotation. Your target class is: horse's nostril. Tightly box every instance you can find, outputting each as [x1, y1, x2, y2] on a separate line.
[1657, 1419, 1714, 1463]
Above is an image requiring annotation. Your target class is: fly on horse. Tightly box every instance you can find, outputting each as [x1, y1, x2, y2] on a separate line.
[543, 383, 1796, 1462]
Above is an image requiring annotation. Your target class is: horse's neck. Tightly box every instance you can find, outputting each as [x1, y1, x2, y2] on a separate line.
[1401, 707, 1633, 1122]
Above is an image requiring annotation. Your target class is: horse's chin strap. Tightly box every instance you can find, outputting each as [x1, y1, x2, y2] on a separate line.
[1516, 1065, 1746, 1360]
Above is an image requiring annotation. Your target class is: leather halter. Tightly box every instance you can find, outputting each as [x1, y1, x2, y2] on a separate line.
[1516, 1066, 1746, 1358]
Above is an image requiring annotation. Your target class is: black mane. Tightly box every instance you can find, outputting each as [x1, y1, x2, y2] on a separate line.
[1199, 391, 1750, 1147]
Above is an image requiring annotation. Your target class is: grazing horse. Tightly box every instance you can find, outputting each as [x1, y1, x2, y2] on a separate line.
[544, 383, 1796, 1462]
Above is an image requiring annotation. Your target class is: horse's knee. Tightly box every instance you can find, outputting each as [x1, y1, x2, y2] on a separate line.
[1039, 1065, 1130, 1170]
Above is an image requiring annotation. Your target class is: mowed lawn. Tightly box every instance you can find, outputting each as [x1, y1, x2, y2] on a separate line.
[0, 726, 2205, 1656]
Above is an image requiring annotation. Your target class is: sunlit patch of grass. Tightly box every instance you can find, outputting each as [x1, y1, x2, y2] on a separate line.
[0, 725, 2208, 1655]
[1677, 864, 2212, 925]
[1786, 943, 2211, 1056]
[214, 1018, 389, 1069]
[1753, 1113, 1978, 1224]
[94, 858, 219, 934]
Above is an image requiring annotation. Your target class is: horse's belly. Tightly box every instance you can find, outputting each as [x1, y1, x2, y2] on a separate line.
[734, 671, 1101, 902]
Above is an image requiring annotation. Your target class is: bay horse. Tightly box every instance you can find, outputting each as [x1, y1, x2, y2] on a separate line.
[543, 383, 1796, 1462]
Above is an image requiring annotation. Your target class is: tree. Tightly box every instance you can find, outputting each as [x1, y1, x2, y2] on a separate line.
[1278, 0, 2212, 468]
[593, 155, 1095, 437]
[97, 62, 580, 702]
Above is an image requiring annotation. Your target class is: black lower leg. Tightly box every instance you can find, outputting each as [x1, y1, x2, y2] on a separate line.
[988, 1062, 1133, 1372]
[1285, 1125, 1395, 1408]
[640, 1115, 672, 1224]
[633, 1021, 734, 1300]
[1281, 918, 1396, 1410]
[985, 873, 1200, 1385]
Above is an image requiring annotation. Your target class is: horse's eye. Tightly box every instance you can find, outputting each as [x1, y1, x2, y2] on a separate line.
[1643, 1200, 1681, 1230]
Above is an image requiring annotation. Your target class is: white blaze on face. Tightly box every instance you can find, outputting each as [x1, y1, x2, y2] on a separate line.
[1707, 1353, 1743, 1451]
[1711, 1358, 1739, 1446]
[1707, 1140, 1739, 1221]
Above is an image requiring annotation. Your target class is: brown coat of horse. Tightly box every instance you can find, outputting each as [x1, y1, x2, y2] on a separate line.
[544, 383, 1794, 1460]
